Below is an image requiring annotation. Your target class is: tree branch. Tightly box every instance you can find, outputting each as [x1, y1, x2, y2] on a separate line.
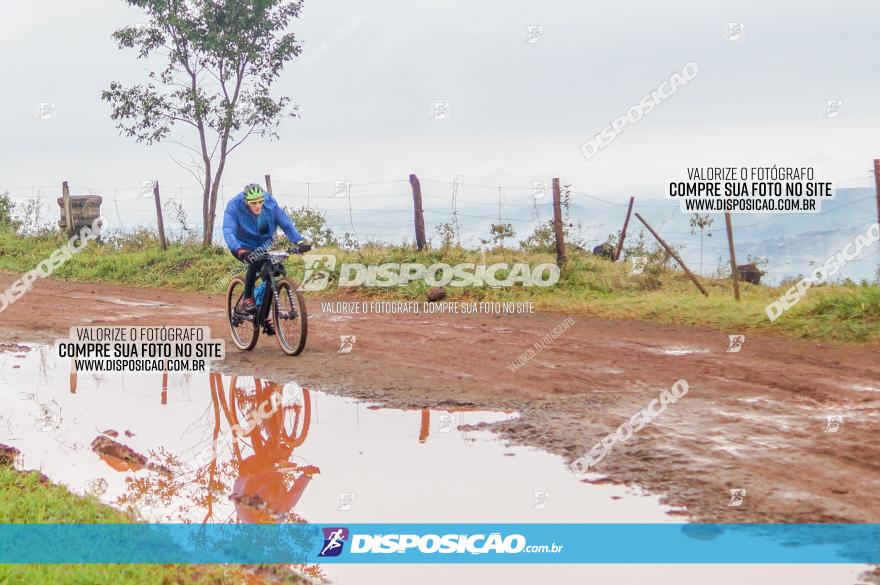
[168, 151, 206, 190]
[225, 122, 259, 155]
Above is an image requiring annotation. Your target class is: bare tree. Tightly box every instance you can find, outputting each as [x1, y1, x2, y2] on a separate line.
[102, 0, 304, 245]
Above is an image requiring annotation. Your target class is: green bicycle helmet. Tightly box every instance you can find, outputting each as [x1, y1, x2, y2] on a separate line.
[243, 183, 265, 202]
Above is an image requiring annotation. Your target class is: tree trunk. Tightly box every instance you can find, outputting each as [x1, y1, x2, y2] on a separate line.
[205, 146, 230, 246]
[206, 179, 222, 245]
[201, 180, 213, 246]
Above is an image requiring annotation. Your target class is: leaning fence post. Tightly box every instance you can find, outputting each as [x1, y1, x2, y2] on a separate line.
[409, 173, 427, 251]
[153, 181, 168, 250]
[634, 212, 709, 297]
[552, 178, 566, 266]
[613, 196, 635, 261]
[724, 212, 740, 301]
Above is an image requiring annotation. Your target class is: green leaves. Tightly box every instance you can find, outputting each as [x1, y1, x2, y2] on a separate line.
[104, 0, 304, 241]
[101, 82, 175, 144]
[689, 213, 714, 235]
[284, 206, 337, 248]
[103, 0, 302, 148]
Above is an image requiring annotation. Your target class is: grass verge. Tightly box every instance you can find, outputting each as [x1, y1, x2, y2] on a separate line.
[0, 229, 877, 345]
[0, 466, 257, 584]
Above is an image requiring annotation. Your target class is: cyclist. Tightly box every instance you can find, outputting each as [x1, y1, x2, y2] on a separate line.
[223, 183, 310, 334]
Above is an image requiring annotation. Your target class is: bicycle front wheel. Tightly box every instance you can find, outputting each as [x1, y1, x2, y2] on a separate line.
[273, 277, 308, 356]
[226, 277, 260, 351]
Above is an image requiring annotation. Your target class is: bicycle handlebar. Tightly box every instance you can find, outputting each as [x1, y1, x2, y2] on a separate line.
[288, 242, 312, 255]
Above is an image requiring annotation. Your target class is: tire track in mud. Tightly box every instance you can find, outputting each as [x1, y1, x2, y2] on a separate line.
[1, 272, 878, 525]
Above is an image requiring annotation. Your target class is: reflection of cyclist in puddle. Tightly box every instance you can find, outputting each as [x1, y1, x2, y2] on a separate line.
[232, 451, 319, 523]
[222, 377, 319, 523]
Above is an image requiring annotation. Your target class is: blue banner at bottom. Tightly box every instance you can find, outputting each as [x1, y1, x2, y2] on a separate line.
[0, 524, 877, 564]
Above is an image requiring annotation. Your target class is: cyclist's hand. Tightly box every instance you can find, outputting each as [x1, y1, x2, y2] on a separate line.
[295, 242, 312, 254]
[236, 248, 251, 260]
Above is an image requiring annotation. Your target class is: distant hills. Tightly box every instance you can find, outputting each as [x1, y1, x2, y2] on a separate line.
[215, 187, 879, 284]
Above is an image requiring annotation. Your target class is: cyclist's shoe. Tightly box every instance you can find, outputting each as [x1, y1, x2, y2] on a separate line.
[242, 298, 257, 314]
[263, 317, 276, 336]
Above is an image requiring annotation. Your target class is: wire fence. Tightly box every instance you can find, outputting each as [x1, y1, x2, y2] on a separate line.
[3, 174, 879, 284]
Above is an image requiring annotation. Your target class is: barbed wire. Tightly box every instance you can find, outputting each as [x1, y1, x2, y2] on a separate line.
[3, 177, 877, 272]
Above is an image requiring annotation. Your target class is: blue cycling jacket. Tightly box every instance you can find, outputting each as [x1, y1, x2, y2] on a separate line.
[222, 190, 303, 253]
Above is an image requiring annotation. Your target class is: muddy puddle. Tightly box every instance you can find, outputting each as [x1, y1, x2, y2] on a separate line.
[0, 345, 869, 585]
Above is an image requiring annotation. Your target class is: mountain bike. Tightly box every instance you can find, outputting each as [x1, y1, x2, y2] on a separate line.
[226, 248, 308, 355]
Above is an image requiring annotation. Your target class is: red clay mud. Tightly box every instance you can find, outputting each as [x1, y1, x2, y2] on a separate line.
[1, 272, 878, 524]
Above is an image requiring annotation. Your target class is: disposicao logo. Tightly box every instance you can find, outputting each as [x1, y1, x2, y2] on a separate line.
[318, 527, 349, 557]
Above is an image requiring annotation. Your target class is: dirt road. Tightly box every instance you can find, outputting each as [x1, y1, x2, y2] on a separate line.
[1, 272, 878, 524]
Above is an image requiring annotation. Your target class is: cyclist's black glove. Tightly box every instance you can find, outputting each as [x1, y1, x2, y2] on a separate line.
[295, 242, 312, 254]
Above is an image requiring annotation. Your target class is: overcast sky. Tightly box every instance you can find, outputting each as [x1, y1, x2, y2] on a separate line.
[2, 0, 879, 211]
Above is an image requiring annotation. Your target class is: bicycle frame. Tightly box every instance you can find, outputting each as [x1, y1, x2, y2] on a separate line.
[255, 251, 298, 326]
[228, 247, 308, 356]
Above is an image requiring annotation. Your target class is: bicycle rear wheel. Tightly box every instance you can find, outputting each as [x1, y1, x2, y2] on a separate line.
[226, 277, 260, 351]
[273, 277, 308, 356]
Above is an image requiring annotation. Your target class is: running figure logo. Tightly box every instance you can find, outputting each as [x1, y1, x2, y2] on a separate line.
[532, 181, 548, 200]
[726, 335, 745, 353]
[525, 25, 543, 44]
[824, 100, 842, 119]
[532, 491, 551, 510]
[824, 414, 843, 433]
[724, 22, 744, 41]
[338, 335, 356, 354]
[319, 527, 350, 557]
[629, 256, 647, 275]
[437, 412, 455, 433]
[728, 488, 747, 507]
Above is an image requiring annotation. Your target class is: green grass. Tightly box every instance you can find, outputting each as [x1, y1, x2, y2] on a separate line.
[0, 467, 252, 584]
[0, 229, 877, 345]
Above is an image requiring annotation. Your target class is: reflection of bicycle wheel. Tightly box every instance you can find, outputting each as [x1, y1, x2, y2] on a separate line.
[226, 277, 259, 350]
[278, 383, 311, 448]
[226, 377, 268, 442]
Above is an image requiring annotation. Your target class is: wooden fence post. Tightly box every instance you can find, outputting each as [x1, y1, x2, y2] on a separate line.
[874, 159, 880, 229]
[264, 174, 274, 196]
[873, 159, 880, 281]
[634, 213, 709, 297]
[153, 181, 168, 250]
[724, 212, 740, 301]
[552, 178, 566, 266]
[613, 196, 635, 261]
[62, 181, 73, 236]
[409, 173, 427, 251]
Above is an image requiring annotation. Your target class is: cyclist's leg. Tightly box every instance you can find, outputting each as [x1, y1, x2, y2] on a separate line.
[262, 269, 276, 334]
[243, 258, 262, 299]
